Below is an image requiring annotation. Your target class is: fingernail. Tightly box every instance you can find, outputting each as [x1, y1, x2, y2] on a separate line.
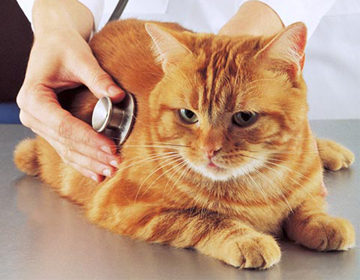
[101, 146, 113, 155]
[103, 169, 111, 177]
[108, 85, 123, 97]
[110, 160, 118, 168]
[91, 175, 98, 182]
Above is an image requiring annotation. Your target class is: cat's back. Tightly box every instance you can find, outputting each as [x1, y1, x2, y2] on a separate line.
[89, 19, 190, 97]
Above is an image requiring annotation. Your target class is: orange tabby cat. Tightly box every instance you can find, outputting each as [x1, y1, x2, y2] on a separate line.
[14, 19, 355, 269]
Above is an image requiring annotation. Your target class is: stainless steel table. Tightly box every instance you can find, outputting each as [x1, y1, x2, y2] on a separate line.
[1, 120, 359, 280]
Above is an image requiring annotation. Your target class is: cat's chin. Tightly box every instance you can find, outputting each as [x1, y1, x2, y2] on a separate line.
[185, 155, 267, 182]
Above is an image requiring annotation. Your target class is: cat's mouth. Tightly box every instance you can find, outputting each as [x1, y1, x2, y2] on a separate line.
[208, 161, 218, 168]
[207, 160, 224, 170]
[183, 153, 268, 182]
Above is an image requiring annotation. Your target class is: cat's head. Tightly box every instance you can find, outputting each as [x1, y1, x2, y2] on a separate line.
[145, 23, 309, 182]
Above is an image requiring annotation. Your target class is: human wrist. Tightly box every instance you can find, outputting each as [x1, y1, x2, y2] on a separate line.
[33, 0, 94, 41]
[219, 1, 284, 37]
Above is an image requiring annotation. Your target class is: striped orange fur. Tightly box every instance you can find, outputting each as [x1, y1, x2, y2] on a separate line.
[14, 19, 355, 269]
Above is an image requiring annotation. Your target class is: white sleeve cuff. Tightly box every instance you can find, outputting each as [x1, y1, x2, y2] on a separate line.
[16, 0, 34, 22]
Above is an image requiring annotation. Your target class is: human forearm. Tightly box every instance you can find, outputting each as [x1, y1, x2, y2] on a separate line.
[32, 0, 94, 41]
[218, 1, 284, 37]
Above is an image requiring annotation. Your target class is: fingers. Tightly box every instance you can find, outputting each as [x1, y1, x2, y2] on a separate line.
[46, 135, 116, 180]
[33, 128, 118, 182]
[75, 53, 126, 103]
[18, 86, 116, 152]
[20, 109, 121, 176]
[71, 163, 104, 183]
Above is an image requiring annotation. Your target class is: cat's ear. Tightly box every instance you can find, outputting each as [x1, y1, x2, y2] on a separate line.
[145, 23, 192, 72]
[256, 22, 307, 78]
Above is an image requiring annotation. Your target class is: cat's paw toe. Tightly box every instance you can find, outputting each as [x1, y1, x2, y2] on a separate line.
[225, 234, 281, 269]
[301, 216, 355, 251]
[317, 139, 354, 171]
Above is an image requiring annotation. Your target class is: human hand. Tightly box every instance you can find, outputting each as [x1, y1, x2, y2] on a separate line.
[218, 1, 284, 37]
[17, 0, 124, 182]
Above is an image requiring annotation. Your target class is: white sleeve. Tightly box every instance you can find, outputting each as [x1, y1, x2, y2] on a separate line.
[16, 0, 34, 24]
[244, 0, 337, 37]
[16, 0, 116, 31]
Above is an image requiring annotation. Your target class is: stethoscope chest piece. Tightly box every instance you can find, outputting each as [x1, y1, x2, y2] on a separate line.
[92, 93, 135, 146]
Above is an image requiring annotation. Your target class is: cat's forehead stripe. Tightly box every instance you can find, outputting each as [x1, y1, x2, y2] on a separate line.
[197, 45, 240, 118]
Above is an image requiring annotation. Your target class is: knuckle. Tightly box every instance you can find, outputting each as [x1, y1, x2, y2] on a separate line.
[19, 110, 29, 127]
[16, 87, 30, 110]
[91, 71, 110, 86]
[63, 148, 72, 161]
[16, 84, 42, 110]
[16, 93, 25, 109]
[58, 114, 73, 140]
[96, 149, 109, 163]
[82, 128, 95, 147]
[59, 154, 70, 165]
[88, 159, 105, 175]
[69, 162, 81, 173]
[87, 160, 99, 173]
[58, 145, 72, 162]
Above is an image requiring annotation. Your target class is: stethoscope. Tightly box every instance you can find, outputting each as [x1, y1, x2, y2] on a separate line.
[91, 0, 135, 146]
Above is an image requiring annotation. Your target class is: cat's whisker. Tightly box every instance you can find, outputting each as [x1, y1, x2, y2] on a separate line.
[262, 161, 319, 204]
[162, 161, 188, 201]
[252, 168, 283, 202]
[247, 161, 294, 211]
[104, 140, 191, 149]
[118, 144, 189, 149]
[121, 150, 177, 162]
[223, 151, 320, 204]
[110, 151, 177, 169]
[116, 152, 179, 174]
[243, 171, 269, 205]
[141, 157, 186, 200]
[118, 151, 177, 164]
[131, 114, 164, 128]
[167, 164, 192, 197]
[140, 157, 185, 198]
[234, 151, 318, 185]
[256, 168, 294, 212]
[143, 141, 191, 147]
[260, 162, 320, 207]
[134, 155, 183, 203]
[225, 149, 321, 156]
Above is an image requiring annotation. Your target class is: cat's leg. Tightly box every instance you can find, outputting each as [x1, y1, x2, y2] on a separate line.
[315, 138, 355, 171]
[88, 205, 280, 269]
[284, 196, 355, 251]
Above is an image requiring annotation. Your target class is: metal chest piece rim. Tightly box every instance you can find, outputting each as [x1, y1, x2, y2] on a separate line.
[92, 93, 135, 146]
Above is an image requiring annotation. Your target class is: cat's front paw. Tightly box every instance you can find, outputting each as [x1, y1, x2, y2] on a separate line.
[298, 216, 355, 251]
[316, 138, 355, 171]
[222, 234, 281, 269]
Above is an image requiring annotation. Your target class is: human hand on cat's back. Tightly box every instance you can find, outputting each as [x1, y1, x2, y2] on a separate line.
[218, 1, 284, 37]
[16, 0, 124, 182]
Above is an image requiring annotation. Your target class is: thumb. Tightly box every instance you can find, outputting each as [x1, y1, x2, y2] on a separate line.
[78, 57, 125, 102]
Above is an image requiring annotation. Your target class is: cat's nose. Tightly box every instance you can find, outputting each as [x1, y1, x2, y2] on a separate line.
[201, 146, 222, 159]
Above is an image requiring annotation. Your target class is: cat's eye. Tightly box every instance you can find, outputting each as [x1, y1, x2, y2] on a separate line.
[179, 109, 198, 124]
[233, 112, 258, 127]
